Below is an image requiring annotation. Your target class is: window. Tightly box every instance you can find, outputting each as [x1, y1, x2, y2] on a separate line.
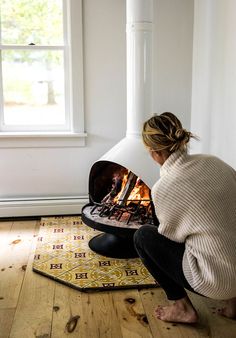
[0, 0, 85, 136]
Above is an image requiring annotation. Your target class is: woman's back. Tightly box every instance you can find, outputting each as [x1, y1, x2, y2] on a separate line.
[151, 149, 236, 299]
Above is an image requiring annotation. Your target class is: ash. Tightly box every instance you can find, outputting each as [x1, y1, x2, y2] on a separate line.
[85, 199, 154, 229]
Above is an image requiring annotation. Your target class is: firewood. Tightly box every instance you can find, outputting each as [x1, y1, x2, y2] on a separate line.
[118, 171, 137, 206]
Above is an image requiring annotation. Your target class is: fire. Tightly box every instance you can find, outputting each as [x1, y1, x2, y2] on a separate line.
[128, 178, 150, 205]
[114, 173, 128, 203]
[114, 171, 150, 206]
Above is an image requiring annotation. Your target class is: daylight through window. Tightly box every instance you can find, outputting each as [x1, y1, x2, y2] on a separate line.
[0, 0, 72, 132]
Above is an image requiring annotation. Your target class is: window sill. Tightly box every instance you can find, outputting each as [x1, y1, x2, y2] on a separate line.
[0, 131, 87, 148]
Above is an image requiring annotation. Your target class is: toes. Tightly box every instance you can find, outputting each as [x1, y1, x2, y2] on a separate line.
[155, 311, 162, 319]
[154, 306, 163, 313]
[154, 306, 163, 319]
[154, 307, 165, 320]
[154, 308, 160, 315]
[154, 305, 163, 313]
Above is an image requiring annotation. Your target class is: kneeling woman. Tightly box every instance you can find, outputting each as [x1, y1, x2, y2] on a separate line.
[134, 112, 236, 323]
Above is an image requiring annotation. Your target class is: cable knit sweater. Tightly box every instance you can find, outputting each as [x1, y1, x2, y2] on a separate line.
[151, 149, 236, 299]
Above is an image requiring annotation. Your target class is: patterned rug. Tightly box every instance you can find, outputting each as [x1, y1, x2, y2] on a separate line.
[33, 216, 158, 291]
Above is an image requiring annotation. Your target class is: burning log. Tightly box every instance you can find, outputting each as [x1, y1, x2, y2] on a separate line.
[101, 175, 123, 203]
[96, 169, 155, 226]
[117, 171, 137, 206]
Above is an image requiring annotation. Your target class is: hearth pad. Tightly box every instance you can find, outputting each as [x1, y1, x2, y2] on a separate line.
[32, 216, 158, 291]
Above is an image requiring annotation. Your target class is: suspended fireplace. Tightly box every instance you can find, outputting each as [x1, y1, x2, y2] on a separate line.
[82, 0, 159, 258]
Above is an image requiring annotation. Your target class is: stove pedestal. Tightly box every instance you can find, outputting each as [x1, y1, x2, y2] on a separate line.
[82, 204, 141, 259]
[88, 232, 138, 259]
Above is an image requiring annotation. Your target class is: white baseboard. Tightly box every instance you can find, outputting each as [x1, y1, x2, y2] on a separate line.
[0, 196, 89, 218]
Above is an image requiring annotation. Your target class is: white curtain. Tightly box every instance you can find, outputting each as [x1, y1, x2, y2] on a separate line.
[190, 0, 236, 169]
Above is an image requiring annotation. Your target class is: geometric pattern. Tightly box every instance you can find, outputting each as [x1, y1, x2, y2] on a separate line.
[33, 216, 158, 291]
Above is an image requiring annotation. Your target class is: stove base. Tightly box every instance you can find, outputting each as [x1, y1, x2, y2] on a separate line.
[88, 233, 138, 259]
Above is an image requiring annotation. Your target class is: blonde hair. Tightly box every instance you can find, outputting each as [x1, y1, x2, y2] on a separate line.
[142, 112, 196, 153]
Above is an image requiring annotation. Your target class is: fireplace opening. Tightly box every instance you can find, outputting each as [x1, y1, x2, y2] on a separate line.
[82, 161, 158, 258]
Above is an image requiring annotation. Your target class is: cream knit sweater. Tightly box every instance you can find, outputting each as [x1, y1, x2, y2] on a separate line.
[151, 149, 236, 299]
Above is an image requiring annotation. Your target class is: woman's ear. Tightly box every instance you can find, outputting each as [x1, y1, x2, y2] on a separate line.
[149, 150, 169, 166]
[149, 150, 160, 162]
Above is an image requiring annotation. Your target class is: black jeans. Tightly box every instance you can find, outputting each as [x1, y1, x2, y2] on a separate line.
[134, 225, 197, 300]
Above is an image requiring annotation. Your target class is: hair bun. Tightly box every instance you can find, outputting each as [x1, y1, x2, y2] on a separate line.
[174, 128, 186, 140]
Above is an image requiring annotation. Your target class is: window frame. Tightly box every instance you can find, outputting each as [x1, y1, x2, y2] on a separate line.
[0, 0, 86, 146]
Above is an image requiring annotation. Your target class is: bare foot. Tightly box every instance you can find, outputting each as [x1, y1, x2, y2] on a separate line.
[154, 296, 198, 323]
[218, 298, 236, 319]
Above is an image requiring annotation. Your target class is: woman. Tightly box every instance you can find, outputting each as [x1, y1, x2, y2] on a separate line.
[134, 112, 236, 323]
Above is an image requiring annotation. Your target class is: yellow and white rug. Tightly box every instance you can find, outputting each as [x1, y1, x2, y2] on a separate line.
[33, 216, 158, 291]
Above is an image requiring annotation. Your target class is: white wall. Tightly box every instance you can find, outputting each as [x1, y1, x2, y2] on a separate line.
[0, 0, 194, 216]
[191, 0, 236, 169]
[153, 0, 194, 129]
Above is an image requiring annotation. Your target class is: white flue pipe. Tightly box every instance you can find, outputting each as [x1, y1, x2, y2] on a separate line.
[126, 0, 153, 137]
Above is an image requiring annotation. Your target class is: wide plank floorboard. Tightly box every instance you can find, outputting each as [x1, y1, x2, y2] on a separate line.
[0, 219, 235, 338]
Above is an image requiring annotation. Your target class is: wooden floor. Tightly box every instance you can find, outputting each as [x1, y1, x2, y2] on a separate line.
[0, 220, 236, 338]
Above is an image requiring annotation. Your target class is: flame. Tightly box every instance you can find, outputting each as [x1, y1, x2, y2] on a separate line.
[113, 171, 150, 206]
[113, 173, 128, 203]
[128, 178, 150, 206]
